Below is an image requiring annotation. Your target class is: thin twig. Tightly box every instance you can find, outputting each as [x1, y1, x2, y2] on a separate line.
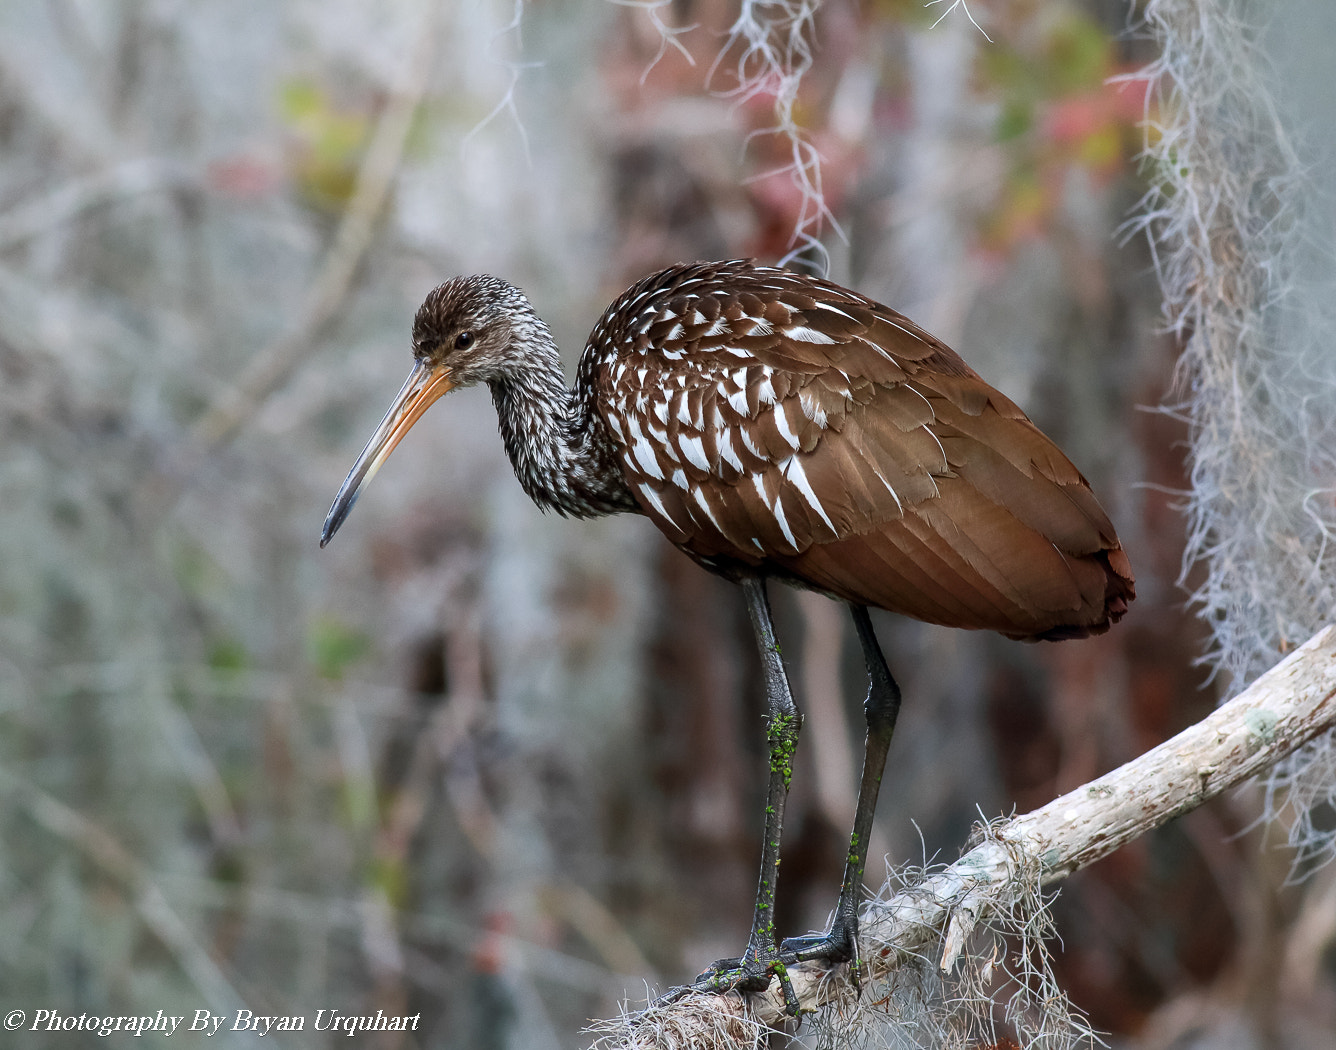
[0, 157, 195, 251]
[3, 770, 248, 1016]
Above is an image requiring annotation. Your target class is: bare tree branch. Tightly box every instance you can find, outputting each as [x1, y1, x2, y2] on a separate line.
[128, 2, 443, 533]
[187, 2, 441, 455]
[592, 624, 1336, 1048]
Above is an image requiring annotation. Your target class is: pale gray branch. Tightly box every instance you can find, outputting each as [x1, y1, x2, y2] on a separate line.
[594, 624, 1336, 1048]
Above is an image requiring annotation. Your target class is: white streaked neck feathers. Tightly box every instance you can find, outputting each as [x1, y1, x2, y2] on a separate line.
[487, 315, 635, 518]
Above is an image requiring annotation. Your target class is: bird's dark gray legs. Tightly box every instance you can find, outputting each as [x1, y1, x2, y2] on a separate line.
[656, 595, 900, 1014]
[659, 576, 804, 1014]
[736, 576, 803, 997]
[781, 603, 901, 986]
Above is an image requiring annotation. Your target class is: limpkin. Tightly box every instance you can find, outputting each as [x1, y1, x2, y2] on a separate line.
[320, 259, 1134, 1011]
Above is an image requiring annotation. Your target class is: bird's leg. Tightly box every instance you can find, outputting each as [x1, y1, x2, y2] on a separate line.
[667, 576, 804, 1014]
[739, 576, 803, 993]
[780, 604, 901, 988]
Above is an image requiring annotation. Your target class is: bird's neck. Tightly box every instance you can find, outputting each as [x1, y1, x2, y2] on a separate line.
[488, 339, 636, 519]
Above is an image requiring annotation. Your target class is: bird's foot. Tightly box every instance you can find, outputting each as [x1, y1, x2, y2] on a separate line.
[651, 924, 865, 1016]
[780, 919, 862, 991]
[653, 943, 803, 1016]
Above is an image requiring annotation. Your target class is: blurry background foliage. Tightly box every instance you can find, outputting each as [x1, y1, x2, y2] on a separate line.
[0, 0, 1332, 1048]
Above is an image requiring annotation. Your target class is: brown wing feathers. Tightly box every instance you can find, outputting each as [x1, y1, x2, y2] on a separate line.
[597, 261, 1134, 640]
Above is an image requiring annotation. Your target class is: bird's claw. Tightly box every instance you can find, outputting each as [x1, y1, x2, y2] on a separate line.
[780, 927, 862, 993]
[651, 947, 804, 1016]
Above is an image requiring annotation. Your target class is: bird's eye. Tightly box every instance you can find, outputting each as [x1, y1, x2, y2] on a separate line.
[454, 331, 474, 351]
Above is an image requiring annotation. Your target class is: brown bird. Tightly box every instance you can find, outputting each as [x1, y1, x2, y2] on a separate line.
[320, 259, 1133, 1010]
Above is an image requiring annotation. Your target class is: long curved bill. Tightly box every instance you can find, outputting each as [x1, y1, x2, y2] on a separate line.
[320, 358, 454, 547]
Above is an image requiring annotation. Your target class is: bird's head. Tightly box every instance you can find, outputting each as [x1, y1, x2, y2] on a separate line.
[319, 274, 541, 548]
[411, 274, 545, 387]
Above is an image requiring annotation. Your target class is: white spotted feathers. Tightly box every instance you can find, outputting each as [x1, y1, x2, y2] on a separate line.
[587, 261, 957, 562]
